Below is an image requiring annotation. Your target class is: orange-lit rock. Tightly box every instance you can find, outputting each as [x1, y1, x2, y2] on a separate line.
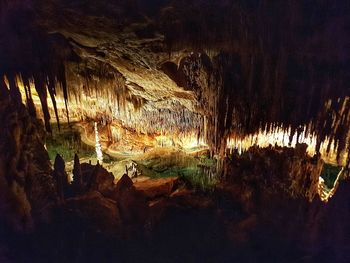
[133, 177, 178, 199]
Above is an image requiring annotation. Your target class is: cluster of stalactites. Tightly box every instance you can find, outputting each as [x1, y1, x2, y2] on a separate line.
[10, 61, 207, 148]
[192, 50, 350, 164]
[226, 100, 350, 166]
[59, 66, 206, 142]
[314, 97, 350, 167]
[68, 90, 205, 143]
[0, 69, 69, 133]
[63, 62, 148, 120]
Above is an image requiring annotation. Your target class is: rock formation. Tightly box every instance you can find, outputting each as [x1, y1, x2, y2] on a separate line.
[0, 74, 56, 232]
[1, 0, 350, 161]
[0, 1, 350, 262]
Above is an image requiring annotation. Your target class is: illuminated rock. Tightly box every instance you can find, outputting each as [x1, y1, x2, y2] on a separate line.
[133, 177, 178, 199]
[0, 1, 350, 261]
[0, 83, 55, 231]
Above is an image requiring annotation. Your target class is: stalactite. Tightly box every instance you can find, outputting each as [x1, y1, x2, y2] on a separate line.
[7, 73, 22, 105]
[47, 74, 60, 130]
[2, 0, 349, 169]
[34, 74, 51, 133]
[58, 63, 70, 125]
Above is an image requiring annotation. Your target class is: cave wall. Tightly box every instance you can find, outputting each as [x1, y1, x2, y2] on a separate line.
[0, 79, 56, 232]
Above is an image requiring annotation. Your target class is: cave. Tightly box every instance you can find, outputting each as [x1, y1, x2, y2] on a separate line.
[1, 1, 350, 262]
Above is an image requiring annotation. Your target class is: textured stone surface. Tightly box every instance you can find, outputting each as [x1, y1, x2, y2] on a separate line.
[133, 177, 178, 199]
[0, 84, 56, 231]
[222, 144, 323, 202]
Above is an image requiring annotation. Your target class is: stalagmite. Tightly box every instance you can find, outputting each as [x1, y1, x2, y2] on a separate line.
[94, 122, 103, 163]
[72, 153, 83, 193]
[53, 154, 69, 201]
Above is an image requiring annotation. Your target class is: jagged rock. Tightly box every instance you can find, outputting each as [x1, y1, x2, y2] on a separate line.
[113, 174, 134, 198]
[88, 164, 115, 196]
[72, 162, 115, 196]
[80, 163, 95, 187]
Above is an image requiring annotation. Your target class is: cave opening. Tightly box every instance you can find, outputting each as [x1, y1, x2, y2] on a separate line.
[1, 1, 350, 262]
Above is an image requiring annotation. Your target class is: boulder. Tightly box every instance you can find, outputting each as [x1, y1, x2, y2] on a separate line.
[133, 177, 178, 199]
[62, 191, 122, 237]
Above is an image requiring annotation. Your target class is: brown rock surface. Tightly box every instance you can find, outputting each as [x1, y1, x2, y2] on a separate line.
[89, 164, 115, 196]
[111, 174, 148, 225]
[0, 85, 56, 231]
[63, 191, 122, 237]
[223, 144, 323, 202]
[133, 177, 178, 199]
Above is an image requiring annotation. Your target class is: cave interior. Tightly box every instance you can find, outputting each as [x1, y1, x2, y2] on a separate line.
[1, 1, 350, 262]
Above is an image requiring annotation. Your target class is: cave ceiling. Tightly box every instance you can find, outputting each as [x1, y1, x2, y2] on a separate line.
[1, 0, 350, 162]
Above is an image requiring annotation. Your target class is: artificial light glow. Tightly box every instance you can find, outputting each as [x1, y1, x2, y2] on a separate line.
[227, 124, 346, 165]
[155, 132, 207, 149]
